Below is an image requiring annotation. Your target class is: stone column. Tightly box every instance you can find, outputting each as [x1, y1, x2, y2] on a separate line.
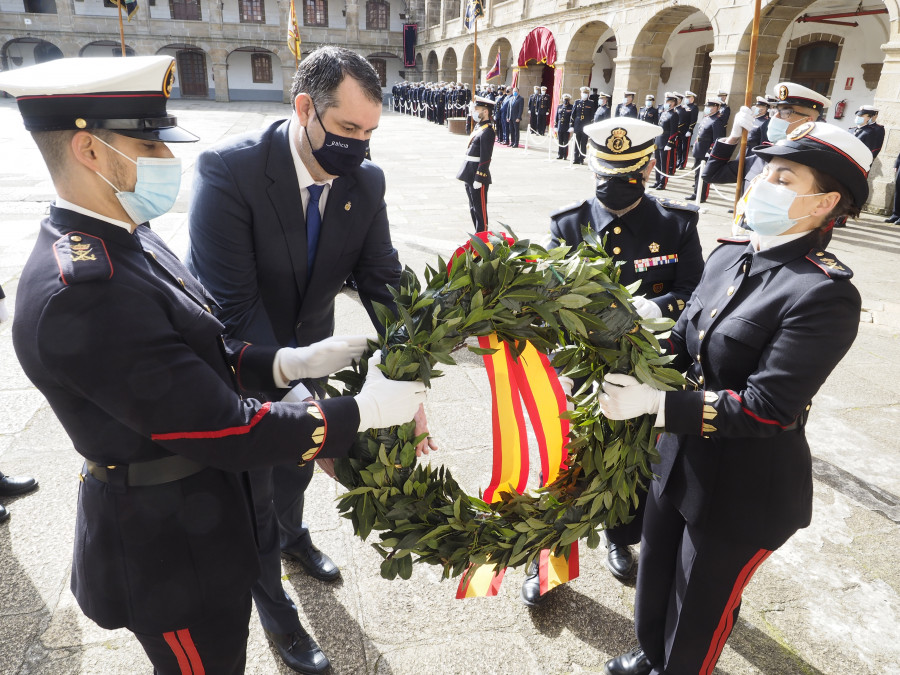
[705, 49, 776, 104]
[282, 64, 296, 103]
[869, 40, 900, 213]
[557, 60, 592, 95]
[612, 54, 663, 101]
[345, 0, 360, 43]
[211, 47, 230, 102]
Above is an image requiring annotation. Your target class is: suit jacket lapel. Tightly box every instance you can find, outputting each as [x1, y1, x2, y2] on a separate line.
[265, 119, 309, 297]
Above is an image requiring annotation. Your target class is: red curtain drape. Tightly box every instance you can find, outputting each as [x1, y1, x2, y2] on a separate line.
[517, 27, 557, 68]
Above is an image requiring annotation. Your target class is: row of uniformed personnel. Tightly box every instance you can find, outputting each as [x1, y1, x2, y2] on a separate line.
[391, 80, 472, 123]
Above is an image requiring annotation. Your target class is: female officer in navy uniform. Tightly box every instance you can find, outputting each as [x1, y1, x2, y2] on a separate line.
[599, 121, 872, 675]
[457, 95, 495, 232]
[0, 56, 425, 674]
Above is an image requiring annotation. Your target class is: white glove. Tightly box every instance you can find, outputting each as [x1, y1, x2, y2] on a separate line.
[664, 145, 673, 152]
[355, 351, 427, 431]
[631, 295, 663, 319]
[686, 131, 692, 138]
[472, 181, 482, 190]
[598, 373, 665, 421]
[558, 375, 575, 412]
[730, 105, 755, 138]
[274, 335, 371, 385]
[568, 127, 574, 133]
[281, 382, 312, 402]
[0, 297, 8, 324]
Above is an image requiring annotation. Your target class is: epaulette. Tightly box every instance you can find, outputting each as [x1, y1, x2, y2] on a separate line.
[656, 196, 700, 213]
[804, 249, 853, 279]
[53, 231, 113, 285]
[550, 200, 588, 219]
[716, 236, 751, 244]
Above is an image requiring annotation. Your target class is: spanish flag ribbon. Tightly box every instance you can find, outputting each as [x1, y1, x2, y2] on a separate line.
[539, 545, 579, 594]
[455, 562, 506, 599]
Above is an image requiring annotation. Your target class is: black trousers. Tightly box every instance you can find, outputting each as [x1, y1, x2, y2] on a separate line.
[572, 127, 588, 164]
[892, 167, 900, 217]
[133, 592, 251, 675]
[654, 146, 675, 188]
[676, 133, 689, 169]
[691, 158, 711, 201]
[465, 182, 489, 233]
[557, 128, 570, 159]
[509, 120, 520, 147]
[605, 484, 646, 547]
[634, 480, 774, 675]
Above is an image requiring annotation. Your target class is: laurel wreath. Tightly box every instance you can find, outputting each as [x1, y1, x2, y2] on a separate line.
[327, 230, 684, 582]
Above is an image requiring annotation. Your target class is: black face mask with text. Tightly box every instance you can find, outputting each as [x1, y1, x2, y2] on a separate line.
[595, 174, 645, 211]
[306, 101, 368, 176]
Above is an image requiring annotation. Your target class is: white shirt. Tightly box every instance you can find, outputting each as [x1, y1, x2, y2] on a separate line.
[750, 230, 811, 251]
[55, 197, 134, 232]
[288, 115, 334, 220]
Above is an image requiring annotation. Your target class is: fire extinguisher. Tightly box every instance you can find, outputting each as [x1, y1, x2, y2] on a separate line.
[834, 99, 847, 120]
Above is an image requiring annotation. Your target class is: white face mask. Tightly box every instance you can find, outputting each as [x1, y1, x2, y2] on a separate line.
[719, 96, 727, 103]
[855, 115, 867, 126]
[744, 179, 826, 236]
[581, 93, 589, 100]
[752, 106, 761, 116]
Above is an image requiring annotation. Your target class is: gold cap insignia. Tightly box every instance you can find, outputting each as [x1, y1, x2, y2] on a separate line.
[605, 128, 632, 154]
[649, 242, 660, 253]
[75, 118, 87, 129]
[787, 121, 815, 141]
[778, 85, 788, 101]
[163, 61, 176, 98]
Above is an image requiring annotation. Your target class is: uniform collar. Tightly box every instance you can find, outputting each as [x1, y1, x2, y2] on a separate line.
[55, 197, 134, 233]
[48, 204, 142, 249]
[746, 229, 820, 276]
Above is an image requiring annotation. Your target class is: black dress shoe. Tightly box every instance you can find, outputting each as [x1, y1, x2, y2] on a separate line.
[282, 543, 340, 582]
[0, 504, 9, 523]
[885, 215, 898, 223]
[606, 542, 636, 581]
[605, 646, 652, 675]
[264, 628, 330, 674]
[520, 559, 545, 606]
[686, 193, 697, 201]
[0, 473, 37, 497]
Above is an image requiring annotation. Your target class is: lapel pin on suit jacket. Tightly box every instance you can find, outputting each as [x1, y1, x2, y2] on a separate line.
[345, 201, 352, 211]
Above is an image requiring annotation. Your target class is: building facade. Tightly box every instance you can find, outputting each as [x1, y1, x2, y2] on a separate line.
[0, 0, 412, 101]
[407, 0, 900, 213]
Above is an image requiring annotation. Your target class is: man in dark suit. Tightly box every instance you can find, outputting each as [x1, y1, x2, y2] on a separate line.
[506, 87, 524, 147]
[457, 95, 495, 232]
[186, 47, 436, 674]
[3, 54, 425, 674]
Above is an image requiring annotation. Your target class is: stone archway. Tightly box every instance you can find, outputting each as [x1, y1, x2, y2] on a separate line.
[425, 50, 439, 81]
[486, 37, 512, 86]
[79, 40, 134, 57]
[1, 38, 62, 69]
[460, 42, 481, 85]
[226, 47, 284, 102]
[561, 21, 616, 96]
[440, 47, 458, 82]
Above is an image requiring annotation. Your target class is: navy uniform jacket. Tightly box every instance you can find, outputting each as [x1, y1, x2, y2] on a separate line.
[639, 106, 660, 125]
[185, 119, 401, 351]
[657, 108, 680, 149]
[719, 103, 732, 126]
[853, 123, 884, 160]
[702, 137, 765, 194]
[537, 94, 551, 118]
[555, 102, 573, 131]
[616, 102, 638, 118]
[456, 120, 494, 185]
[657, 231, 860, 549]
[548, 194, 703, 320]
[12, 207, 359, 633]
[682, 102, 699, 136]
[691, 113, 726, 161]
[593, 103, 611, 123]
[747, 114, 771, 149]
[571, 98, 596, 131]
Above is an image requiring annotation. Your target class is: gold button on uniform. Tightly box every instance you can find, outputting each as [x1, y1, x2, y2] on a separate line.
[698, 330, 705, 340]
[698, 375, 704, 384]
[177, 277, 185, 287]
[613, 247, 621, 255]
[613, 226, 622, 234]
[71, 235, 82, 242]
[726, 286, 735, 296]
[696, 354, 701, 362]
[710, 309, 717, 318]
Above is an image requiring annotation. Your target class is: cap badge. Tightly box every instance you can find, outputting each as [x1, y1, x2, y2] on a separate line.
[163, 61, 176, 98]
[778, 85, 788, 101]
[606, 128, 631, 153]
[787, 121, 815, 141]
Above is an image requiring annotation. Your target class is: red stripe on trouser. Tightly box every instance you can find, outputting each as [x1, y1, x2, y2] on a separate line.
[162, 629, 205, 674]
[700, 548, 772, 674]
[481, 186, 488, 226]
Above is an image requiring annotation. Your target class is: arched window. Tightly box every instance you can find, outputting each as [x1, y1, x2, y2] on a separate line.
[366, 0, 388, 30]
[791, 41, 839, 96]
[369, 58, 386, 86]
[304, 0, 327, 26]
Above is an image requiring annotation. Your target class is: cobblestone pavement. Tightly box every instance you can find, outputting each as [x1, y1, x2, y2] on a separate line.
[1, 99, 899, 674]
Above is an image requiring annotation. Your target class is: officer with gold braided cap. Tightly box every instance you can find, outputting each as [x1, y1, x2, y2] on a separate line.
[521, 118, 704, 607]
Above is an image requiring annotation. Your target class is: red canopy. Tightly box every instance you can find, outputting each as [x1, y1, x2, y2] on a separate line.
[517, 27, 557, 68]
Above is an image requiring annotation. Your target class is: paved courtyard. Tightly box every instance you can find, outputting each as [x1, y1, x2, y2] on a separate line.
[1, 98, 899, 674]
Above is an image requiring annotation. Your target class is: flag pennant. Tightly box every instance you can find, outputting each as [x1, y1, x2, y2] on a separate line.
[486, 51, 501, 81]
[464, 0, 485, 30]
[456, 562, 507, 598]
[288, 0, 302, 59]
[112, 0, 138, 21]
[539, 545, 580, 594]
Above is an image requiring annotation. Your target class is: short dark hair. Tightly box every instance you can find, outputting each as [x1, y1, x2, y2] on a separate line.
[813, 168, 860, 221]
[290, 46, 382, 110]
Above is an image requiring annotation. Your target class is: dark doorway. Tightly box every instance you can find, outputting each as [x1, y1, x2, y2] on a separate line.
[34, 41, 63, 63]
[176, 50, 208, 97]
[791, 41, 838, 96]
[540, 64, 554, 91]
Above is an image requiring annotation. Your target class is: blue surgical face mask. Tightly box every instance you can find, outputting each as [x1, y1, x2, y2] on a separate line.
[704, 106, 714, 115]
[93, 135, 182, 225]
[855, 115, 866, 126]
[744, 178, 825, 236]
[766, 117, 790, 143]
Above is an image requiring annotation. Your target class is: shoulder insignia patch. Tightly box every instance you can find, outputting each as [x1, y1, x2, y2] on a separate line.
[656, 196, 700, 213]
[53, 232, 113, 286]
[716, 236, 751, 245]
[805, 249, 853, 279]
[550, 200, 589, 219]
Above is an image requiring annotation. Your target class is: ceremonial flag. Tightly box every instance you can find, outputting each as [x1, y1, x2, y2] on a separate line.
[112, 0, 138, 21]
[288, 0, 301, 60]
[403, 23, 417, 67]
[464, 0, 484, 30]
[456, 563, 506, 598]
[486, 51, 501, 81]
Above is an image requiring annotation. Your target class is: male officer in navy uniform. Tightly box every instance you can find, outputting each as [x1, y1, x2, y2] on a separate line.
[616, 91, 638, 118]
[528, 85, 540, 130]
[519, 118, 703, 606]
[676, 90, 698, 169]
[746, 95, 772, 149]
[703, 82, 830, 210]
[537, 85, 551, 135]
[457, 95, 495, 232]
[593, 92, 612, 123]
[639, 94, 659, 125]
[652, 92, 679, 190]
[555, 92, 573, 159]
[570, 86, 596, 165]
[687, 97, 726, 202]
[0, 56, 425, 674]
[852, 105, 884, 160]
[716, 89, 731, 126]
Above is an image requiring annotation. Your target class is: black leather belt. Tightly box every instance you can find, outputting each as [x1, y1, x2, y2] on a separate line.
[84, 455, 205, 487]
